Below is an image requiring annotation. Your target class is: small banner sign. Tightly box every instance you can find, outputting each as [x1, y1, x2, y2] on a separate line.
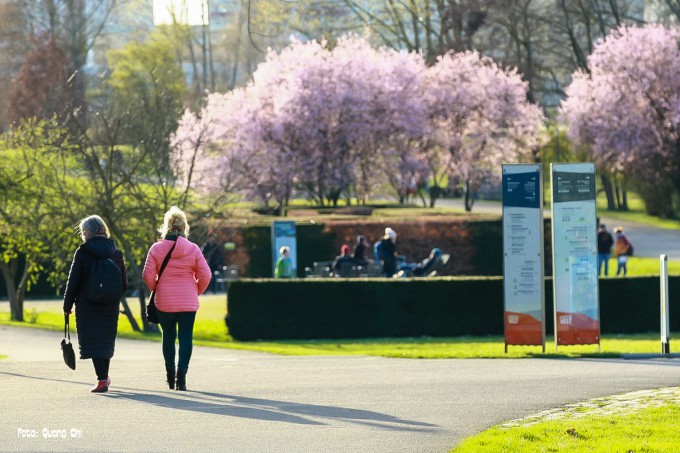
[271, 221, 297, 277]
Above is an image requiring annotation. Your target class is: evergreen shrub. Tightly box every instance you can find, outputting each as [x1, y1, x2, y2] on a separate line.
[226, 276, 680, 340]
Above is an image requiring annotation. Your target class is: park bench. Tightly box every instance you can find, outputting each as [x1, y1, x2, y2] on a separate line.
[214, 265, 239, 292]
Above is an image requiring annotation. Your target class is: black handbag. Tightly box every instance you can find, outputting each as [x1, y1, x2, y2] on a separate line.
[61, 314, 76, 370]
[146, 242, 176, 324]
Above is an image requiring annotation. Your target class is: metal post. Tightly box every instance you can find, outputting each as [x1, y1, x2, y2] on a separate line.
[660, 254, 670, 354]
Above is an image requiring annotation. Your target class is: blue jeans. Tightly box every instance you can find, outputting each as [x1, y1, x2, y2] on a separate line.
[597, 253, 611, 276]
[157, 310, 197, 371]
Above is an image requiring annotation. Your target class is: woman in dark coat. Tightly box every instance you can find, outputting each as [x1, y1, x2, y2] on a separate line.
[379, 228, 398, 277]
[63, 215, 127, 393]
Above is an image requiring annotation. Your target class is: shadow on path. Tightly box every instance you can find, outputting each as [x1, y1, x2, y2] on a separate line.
[0, 370, 89, 386]
[101, 389, 437, 432]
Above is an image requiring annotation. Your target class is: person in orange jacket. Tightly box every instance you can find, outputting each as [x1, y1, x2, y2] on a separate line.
[613, 226, 634, 277]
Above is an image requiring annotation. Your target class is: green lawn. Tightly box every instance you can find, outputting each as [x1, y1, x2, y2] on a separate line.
[1, 294, 676, 358]
[596, 193, 680, 230]
[453, 388, 680, 452]
[607, 257, 680, 276]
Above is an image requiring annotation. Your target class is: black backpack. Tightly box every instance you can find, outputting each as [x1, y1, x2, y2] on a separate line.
[84, 255, 123, 304]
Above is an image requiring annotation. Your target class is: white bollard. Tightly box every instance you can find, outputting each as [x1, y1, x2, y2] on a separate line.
[660, 254, 670, 354]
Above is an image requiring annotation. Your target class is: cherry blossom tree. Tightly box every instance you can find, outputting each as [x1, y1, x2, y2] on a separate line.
[174, 34, 428, 208]
[560, 25, 680, 217]
[173, 33, 543, 211]
[423, 51, 545, 210]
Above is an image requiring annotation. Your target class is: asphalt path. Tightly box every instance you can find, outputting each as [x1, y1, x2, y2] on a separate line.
[437, 198, 680, 260]
[1, 326, 679, 453]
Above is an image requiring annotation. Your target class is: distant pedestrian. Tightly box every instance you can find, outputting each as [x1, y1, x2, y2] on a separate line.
[597, 224, 614, 276]
[63, 215, 128, 393]
[352, 235, 369, 266]
[201, 235, 224, 294]
[275, 246, 294, 278]
[379, 227, 398, 277]
[143, 206, 211, 391]
[613, 226, 634, 276]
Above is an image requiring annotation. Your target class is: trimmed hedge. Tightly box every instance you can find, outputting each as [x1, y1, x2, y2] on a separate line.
[226, 276, 680, 340]
[227, 217, 554, 278]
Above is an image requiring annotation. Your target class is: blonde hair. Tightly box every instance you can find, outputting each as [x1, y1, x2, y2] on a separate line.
[159, 206, 190, 238]
[78, 215, 110, 241]
[279, 246, 290, 255]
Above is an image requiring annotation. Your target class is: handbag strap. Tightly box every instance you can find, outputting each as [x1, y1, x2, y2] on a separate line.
[64, 313, 70, 342]
[156, 242, 177, 284]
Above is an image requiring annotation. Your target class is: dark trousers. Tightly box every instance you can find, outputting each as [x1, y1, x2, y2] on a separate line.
[157, 310, 197, 371]
[92, 358, 110, 381]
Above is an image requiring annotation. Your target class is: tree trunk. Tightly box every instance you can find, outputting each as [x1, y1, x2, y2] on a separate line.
[464, 180, 475, 212]
[600, 174, 615, 210]
[429, 186, 441, 208]
[621, 190, 629, 211]
[418, 188, 427, 207]
[119, 296, 140, 332]
[0, 259, 25, 322]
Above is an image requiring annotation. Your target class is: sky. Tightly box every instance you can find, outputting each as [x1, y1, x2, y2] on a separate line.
[152, 0, 210, 26]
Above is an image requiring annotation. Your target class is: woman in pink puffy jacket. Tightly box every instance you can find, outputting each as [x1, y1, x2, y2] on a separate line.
[143, 206, 211, 391]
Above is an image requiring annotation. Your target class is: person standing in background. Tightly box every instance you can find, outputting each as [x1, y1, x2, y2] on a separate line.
[201, 235, 224, 294]
[597, 224, 614, 276]
[352, 235, 368, 266]
[379, 228, 398, 277]
[275, 246, 294, 278]
[613, 226, 634, 277]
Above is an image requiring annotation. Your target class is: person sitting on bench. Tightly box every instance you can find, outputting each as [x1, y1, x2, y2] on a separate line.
[399, 248, 443, 277]
[332, 245, 355, 276]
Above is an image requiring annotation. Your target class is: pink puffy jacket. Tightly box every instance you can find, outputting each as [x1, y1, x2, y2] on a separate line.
[142, 236, 212, 312]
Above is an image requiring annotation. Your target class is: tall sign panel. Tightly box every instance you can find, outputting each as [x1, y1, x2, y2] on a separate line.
[271, 221, 297, 278]
[502, 164, 545, 351]
[551, 163, 600, 348]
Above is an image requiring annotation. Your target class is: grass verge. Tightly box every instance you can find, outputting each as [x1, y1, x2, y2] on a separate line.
[596, 193, 680, 231]
[452, 387, 680, 452]
[0, 295, 676, 358]
[601, 257, 680, 275]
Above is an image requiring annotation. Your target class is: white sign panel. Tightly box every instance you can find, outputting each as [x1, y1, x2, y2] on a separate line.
[502, 164, 545, 348]
[551, 163, 600, 347]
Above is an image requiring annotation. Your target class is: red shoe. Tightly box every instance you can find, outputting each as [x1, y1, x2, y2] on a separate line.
[91, 380, 108, 393]
[106, 376, 111, 387]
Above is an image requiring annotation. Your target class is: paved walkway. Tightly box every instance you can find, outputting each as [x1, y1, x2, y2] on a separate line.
[1, 325, 679, 452]
[437, 198, 680, 260]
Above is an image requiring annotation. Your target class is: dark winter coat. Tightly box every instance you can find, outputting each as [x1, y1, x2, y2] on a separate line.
[597, 231, 614, 254]
[63, 236, 127, 359]
[379, 238, 397, 276]
[353, 243, 367, 265]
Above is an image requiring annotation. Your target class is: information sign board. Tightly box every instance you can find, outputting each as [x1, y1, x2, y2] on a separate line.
[502, 164, 545, 350]
[551, 163, 600, 347]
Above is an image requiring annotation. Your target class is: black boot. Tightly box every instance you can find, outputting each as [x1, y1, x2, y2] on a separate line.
[176, 368, 187, 391]
[166, 367, 175, 390]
